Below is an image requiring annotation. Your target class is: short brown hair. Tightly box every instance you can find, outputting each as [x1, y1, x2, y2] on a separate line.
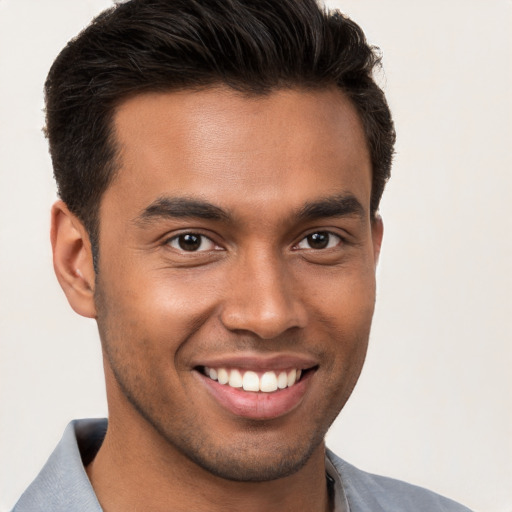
[45, 0, 395, 266]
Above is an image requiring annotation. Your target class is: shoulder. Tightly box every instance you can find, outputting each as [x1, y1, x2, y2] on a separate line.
[11, 419, 105, 512]
[326, 449, 474, 512]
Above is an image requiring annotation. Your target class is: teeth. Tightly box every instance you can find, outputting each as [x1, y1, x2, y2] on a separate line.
[277, 371, 288, 389]
[260, 371, 278, 392]
[228, 369, 243, 388]
[287, 369, 297, 387]
[204, 367, 303, 393]
[217, 368, 229, 385]
[242, 371, 260, 391]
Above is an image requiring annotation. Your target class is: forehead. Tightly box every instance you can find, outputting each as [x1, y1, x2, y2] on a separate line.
[106, 87, 372, 221]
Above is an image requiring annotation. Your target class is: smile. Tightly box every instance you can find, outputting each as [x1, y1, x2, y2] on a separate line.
[202, 366, 303, 393]
[194, 356, 318, 419]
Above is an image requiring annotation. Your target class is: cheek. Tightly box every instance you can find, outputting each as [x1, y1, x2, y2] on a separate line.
[297, 257, 376, 317]
[298, 261, 376, 370]
[96, 265, 225, 358]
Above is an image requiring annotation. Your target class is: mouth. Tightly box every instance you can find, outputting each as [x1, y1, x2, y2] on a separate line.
[199, 366, 309, 393]
[193, 362, 318, 420]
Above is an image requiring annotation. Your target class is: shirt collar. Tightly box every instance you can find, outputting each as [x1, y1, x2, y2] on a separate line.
[14, 419, 350, 512]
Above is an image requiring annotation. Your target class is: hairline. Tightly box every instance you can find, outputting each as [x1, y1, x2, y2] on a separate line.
[85, 81, 379, 272]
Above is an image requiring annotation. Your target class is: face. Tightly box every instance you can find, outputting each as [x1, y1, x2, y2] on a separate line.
[93, 87, 382, 481]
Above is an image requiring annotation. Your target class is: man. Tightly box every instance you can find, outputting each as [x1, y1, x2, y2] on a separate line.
[12, 0, 472, 511]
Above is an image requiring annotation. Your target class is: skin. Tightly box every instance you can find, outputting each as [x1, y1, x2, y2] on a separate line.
[52, 86, 383, 512]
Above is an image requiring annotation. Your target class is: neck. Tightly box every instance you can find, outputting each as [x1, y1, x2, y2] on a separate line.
[86, 411, 331, 512]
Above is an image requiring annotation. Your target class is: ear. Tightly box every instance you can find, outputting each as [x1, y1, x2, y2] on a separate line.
[51, 200, 97, 318]
[371, 214, 384, 269]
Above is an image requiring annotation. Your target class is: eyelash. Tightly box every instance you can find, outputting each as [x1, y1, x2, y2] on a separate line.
[166, 233, 221, 252]
[294, 231, 343, 251]
[165, 231, 343, 253]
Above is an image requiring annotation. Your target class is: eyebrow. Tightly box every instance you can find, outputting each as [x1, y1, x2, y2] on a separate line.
[297, 194, 366, 221]
[134, 193, 366, 227]
[134, 196, 229, 225]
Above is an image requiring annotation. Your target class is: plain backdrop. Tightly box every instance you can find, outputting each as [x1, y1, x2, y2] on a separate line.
[0, 1, 511, 511]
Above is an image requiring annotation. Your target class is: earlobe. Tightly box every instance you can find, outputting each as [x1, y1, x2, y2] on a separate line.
[371, 214, 384, 268]
[51, 200, 97, 318]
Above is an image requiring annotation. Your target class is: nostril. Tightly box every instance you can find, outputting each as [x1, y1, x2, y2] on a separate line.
[219, 306, 307, 340]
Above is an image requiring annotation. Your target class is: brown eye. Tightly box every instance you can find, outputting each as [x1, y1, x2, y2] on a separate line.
[178, 234, 201, 251]
[167, 233, 217, 252]
[296, 231, 341, 250]
[307, 232, 329, 249]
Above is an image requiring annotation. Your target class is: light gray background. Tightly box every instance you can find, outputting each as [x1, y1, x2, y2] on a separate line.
[1, 1, 511, 511]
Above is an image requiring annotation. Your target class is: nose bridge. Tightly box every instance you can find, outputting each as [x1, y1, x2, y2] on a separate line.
[220, 245, 306, 339]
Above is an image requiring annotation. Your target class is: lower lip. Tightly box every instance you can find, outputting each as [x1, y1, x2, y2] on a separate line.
[196, 371, 312, 420]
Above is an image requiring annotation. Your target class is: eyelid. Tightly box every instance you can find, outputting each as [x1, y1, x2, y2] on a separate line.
[165, 231, 223, 252]
[293, 231, 344, 250]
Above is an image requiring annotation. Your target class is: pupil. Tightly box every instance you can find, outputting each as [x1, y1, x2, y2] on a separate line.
[308, 232, 329, 249]
[179, 234, 201, 251]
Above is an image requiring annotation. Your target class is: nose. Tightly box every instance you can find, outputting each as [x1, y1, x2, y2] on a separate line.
[219, 251, 307, 339]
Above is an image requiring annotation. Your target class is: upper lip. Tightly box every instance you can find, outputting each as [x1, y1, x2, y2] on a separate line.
[192, 352, 319, 371]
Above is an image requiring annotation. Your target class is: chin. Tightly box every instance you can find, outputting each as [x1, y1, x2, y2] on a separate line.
[181, 435, 324, 482]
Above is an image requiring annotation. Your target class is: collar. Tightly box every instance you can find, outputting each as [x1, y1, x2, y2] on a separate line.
[14, 419, 349, 512]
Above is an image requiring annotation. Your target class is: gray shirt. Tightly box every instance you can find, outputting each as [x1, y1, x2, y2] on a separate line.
[12, 419, 473, 511]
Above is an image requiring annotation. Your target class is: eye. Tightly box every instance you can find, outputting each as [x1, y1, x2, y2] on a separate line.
[167, 233, 219, 252]
[295, 231, 342, 250]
